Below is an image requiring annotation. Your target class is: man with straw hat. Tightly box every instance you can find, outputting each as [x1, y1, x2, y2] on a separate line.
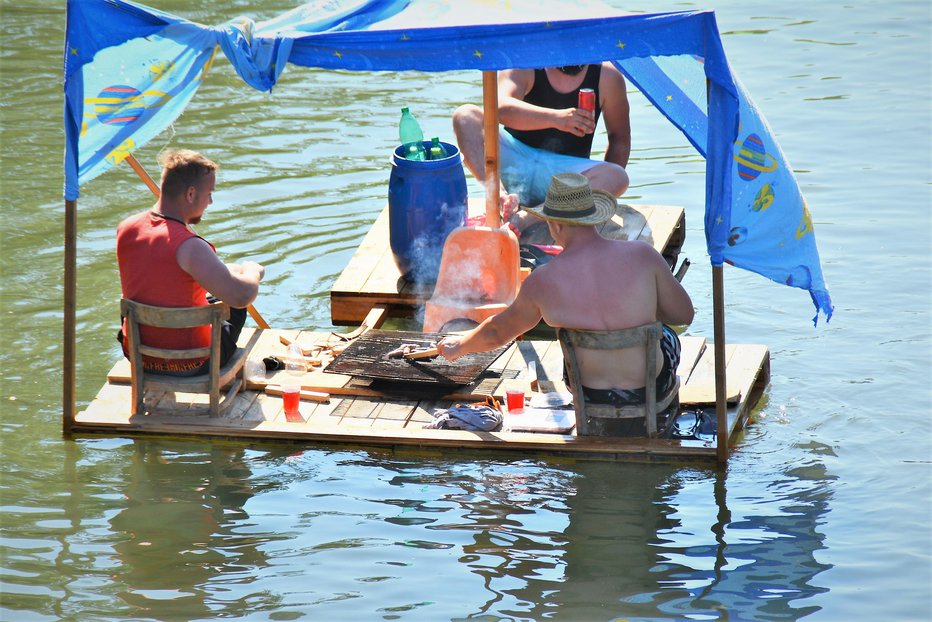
[438, 173, 693, 435]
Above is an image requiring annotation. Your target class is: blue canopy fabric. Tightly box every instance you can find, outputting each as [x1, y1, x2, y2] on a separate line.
[63, 0, 832, 324]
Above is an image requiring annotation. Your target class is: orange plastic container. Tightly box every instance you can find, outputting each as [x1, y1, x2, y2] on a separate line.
[423, 226, 520, 333]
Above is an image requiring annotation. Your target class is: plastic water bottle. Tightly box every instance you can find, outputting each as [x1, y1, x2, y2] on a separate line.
[245, 357, 266, 383]
[285, 343, 306, 375]
[428, 136, 447, 160]
[399, 107, 426, 161]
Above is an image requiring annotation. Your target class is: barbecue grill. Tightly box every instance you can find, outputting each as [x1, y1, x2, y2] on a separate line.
[324, 330, 511, 386]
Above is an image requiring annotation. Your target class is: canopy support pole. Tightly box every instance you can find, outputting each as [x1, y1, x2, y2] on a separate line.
[713, 264, 728, 464]
[124, 154, 271, 330]
[63, 199, 77, 434]
[482, 71, 501, 228]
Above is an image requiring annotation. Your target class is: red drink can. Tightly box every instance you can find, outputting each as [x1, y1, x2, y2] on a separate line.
[578, 88, 595, 114]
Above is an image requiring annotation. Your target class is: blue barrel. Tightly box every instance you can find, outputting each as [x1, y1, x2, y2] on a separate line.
[388, 141, 467, 283]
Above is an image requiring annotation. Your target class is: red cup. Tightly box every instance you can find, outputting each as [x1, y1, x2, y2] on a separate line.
[506, 389, 525, 414]
[282, 384, 301, 419]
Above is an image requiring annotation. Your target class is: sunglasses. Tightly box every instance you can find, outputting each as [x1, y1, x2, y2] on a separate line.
[557, 65, 586, 75]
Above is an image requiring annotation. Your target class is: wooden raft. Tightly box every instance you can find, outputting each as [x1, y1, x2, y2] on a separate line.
[330, 198, 686, 325]
[76, 327, 769, 462]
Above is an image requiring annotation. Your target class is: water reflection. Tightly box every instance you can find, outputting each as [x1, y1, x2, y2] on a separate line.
[106, 440, 282, 619]
[25, 438, 835, 620]
[384, 458, 834, 620]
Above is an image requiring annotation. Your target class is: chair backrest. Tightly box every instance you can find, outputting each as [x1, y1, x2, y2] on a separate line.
[120, 299, 236, 417]
[558, 322, 674, 437]
[121, 298, 228, 373]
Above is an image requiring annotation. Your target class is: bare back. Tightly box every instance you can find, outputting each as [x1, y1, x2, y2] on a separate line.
[525, 232, 691, 390]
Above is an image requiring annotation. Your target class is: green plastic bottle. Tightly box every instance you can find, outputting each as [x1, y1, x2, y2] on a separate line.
[399, 107, 426, 161]
[429, 137, 447, 160]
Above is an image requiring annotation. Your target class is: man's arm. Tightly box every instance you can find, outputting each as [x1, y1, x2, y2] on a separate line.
[599, 62, 631, 168]
[647, 243, 694, 326]
[498, 69, 592, 136]
[438, 276, 545, 361]
[176, 237, 264, 309]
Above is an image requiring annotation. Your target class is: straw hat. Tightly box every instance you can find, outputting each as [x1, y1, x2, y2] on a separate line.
[524, 173, 616, 226]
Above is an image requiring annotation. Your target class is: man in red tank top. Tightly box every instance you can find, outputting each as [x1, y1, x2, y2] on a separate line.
[116, 149, 265, 375]
[453, 63, 631, 229]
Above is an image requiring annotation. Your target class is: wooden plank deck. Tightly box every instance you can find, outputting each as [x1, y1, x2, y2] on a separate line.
[330, 198, 686, 325]
[76, 328, 770, 463]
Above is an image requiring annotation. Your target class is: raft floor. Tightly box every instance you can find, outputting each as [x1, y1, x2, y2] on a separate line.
[76, 327, 770, 463]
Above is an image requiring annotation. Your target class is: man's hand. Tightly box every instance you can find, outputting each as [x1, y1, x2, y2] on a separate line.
[555, 107, 596, 137]
[501, 191, 520, 222]
[239, 260, 265, 282]
[437, 336, 466, 361]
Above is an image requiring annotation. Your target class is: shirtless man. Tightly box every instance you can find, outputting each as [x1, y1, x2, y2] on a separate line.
[117, 149, 264, 374]
[452, 63, 630, 226]
[438, 173, 693, 434]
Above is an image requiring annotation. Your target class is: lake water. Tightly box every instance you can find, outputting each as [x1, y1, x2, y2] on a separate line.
[1, 1, 930, 620]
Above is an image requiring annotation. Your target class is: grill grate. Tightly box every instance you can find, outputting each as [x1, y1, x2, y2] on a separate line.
[323, 330, 511, 385]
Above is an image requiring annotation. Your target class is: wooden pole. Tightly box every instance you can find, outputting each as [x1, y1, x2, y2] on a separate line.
[713, 264, 728, 464]
[124, 154, 270, 329]
[63, 199, 77, 434]
[482, 71, 501, 228]
[125, 154, 160, 196]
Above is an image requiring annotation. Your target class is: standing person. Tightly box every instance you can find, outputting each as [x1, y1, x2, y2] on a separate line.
[452, 62, 631, 229]
[437, 173, 693, 436]
[116, 149, 264, 375]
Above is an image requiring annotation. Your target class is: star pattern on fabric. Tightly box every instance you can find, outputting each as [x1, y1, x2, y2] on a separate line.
[473, 50, 483, 59]
[334, 51, 342, 58]
[400, 33, 410, 40]
[616, 41, 626, 50]
[666, 95, 673, 101]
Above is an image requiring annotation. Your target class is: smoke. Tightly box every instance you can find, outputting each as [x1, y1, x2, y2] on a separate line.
[496, 165, 533, 208]
[405, 199, 466, 286]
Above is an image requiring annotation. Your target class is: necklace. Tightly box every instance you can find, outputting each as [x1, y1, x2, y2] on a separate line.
[150, 210, 185, 224]
[150, 211, 193, 231]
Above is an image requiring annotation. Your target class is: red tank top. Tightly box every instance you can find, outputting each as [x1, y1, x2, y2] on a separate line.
[117, 211, 215, 371]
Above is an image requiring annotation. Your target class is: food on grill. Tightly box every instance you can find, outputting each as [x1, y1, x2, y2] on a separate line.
[403, 345, 440, 360]
[386, 341, 439, 359]
[386, 343, 418, 358]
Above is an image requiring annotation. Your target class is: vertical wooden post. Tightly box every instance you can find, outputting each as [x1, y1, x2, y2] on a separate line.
[482, 71, 501, 228]
[713, 264, 728, 463]
[63, 198, 77, 434]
